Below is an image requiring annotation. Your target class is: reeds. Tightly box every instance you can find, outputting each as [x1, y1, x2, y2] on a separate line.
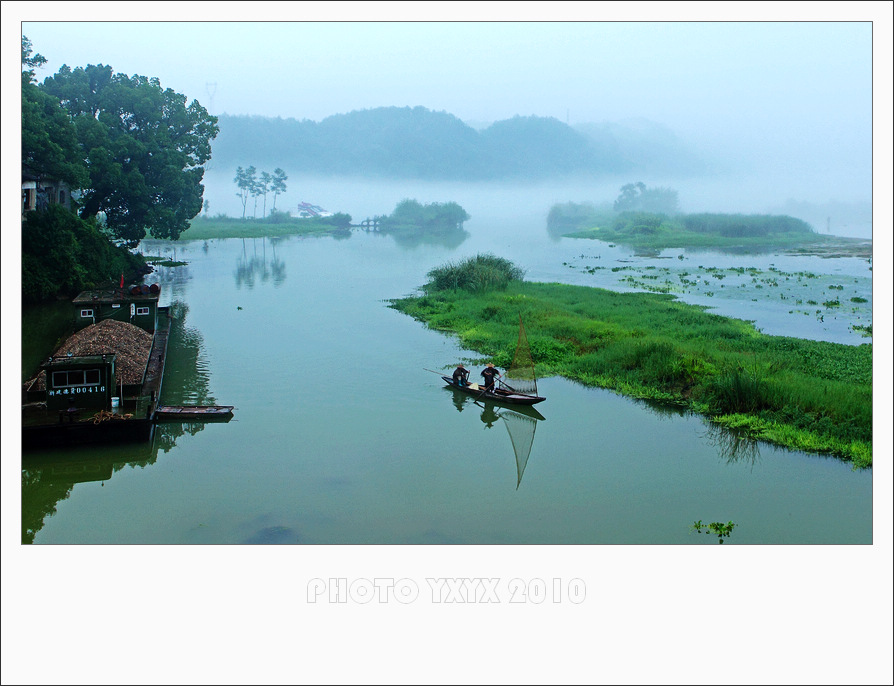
[424, 253, 526, 293]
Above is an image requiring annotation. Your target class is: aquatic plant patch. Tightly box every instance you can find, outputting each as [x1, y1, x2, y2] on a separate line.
[389, 277, 872, 466]
[562, 259, 872, 342]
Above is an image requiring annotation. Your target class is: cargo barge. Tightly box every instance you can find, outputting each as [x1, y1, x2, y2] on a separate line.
[22, 284, 170, 450]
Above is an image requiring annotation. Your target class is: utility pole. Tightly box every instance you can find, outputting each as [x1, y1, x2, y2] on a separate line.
[205, 82, 217, 115]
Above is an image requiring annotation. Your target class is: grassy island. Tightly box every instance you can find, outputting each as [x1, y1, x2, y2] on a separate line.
[388, 255, 872, 467]
[178, 212, 353, 241]
[548, 199, 870, 254]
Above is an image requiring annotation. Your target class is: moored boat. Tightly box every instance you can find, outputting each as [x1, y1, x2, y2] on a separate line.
[154, 405, 235, 421]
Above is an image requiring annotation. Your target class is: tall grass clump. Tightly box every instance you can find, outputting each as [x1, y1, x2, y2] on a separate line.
[425, 253, 526, 294]
[707, 364, 780, 414]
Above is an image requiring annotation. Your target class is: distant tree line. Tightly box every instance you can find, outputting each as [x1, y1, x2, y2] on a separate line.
[210, 107, 706, 180]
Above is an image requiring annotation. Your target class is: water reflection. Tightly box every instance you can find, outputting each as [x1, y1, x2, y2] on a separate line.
[703, 423, 762, 469]
[20, 422, 204, 543]
[21, 438, 157, 544]
[447, 389, 545, 488]
[164, 301, 217, 408]
[234, 237, 286, 288]
[22, 299, 222, 542]
[381, 226, 470, 249]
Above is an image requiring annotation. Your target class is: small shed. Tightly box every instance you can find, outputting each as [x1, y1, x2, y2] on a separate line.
[72, 285, 161, 333]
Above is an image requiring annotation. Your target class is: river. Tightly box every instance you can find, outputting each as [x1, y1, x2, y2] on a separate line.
[20, 176, 873, 544]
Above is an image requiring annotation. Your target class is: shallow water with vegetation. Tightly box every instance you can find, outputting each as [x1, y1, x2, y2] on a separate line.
[20, 179, 872, 544]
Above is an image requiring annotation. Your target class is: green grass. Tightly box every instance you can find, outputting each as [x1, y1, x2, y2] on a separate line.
[388, 278, 872, 466]
[173, 215, 348, 241]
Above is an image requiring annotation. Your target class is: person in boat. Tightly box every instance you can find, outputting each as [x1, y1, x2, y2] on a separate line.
[480, 363, 502, 391]
[452, 363, 470, 387]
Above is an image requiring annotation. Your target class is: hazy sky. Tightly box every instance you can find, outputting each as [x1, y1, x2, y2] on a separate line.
[17, 16, 874, 133]
[11, 4, 888, 206]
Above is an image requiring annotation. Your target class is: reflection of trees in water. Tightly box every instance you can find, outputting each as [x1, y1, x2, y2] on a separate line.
[21, 446, 158, 544]
[383, 227, 470, 250]
[703, 423, 762, 469]
[21, 413, 215, 542]
[235, 237, 286, 288]
[639, 398, 688, 420]
[21, 466, 75, 544]
[164, 301, 216, 407]
[22, 297, 218, 542]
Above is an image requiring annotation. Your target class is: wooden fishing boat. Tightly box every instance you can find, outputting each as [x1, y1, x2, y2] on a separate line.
[154, 405, 235, 421]
[432, 315, 546, 406]
[441, 376, 545, 405]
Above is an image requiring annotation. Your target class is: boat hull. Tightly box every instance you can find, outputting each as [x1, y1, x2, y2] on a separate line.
[441, 376, 545, 405]
[154, 405, 234, 422]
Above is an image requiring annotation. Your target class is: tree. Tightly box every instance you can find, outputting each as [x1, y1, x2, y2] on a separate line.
[21, 35, 47, 82]
[613, 182, 680, 214]
[40, 63, 219, 243]
[271, 168, 288, 211]
[21, 36, 88, 189]
[250, 173, 263, 218]
[234, 165, 256, 219]
[259, 171, 272, 217]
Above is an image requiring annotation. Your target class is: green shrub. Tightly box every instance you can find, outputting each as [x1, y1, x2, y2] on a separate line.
[425, 254, 525, 293]
[22, 205, 147, 304]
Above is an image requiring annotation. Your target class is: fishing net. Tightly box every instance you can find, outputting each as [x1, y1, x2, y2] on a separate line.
[504, 316, 538, 396]
[501, 408, 538, 489]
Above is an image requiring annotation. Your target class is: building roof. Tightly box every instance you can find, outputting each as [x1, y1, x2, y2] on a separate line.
[72, 286, 160, 304]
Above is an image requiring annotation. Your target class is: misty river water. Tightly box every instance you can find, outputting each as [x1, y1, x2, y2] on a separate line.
[21, 176, 873, 544]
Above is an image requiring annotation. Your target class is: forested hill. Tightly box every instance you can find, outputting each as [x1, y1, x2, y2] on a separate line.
[210, 107, 705, 180]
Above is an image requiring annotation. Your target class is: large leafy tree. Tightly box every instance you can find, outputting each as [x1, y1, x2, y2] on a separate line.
[22, 37, 88, 188]
[40, 63, 219, 243]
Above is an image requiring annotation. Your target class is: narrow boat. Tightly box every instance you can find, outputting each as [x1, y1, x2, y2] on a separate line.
[154, 405, 235, 421]
[440, 377, 545, 405]
[443, 314, 546, 405]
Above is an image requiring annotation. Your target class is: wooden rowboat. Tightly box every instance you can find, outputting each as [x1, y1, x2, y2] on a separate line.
[440, 376, 545, 406]
[154, 405, 234, 421]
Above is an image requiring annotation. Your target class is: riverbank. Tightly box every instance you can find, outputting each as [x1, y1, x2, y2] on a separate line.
[388, 280, 872, 467]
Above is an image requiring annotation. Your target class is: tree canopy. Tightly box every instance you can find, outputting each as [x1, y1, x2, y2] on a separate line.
[613, 182, 680, 214]
[39, 63, 219, 242]
[380, 199, 470, 232]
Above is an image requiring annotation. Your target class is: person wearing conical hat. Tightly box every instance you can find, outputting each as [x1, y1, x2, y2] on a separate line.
[452, 363, 470, 387]
[480, 362, 502, 391]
